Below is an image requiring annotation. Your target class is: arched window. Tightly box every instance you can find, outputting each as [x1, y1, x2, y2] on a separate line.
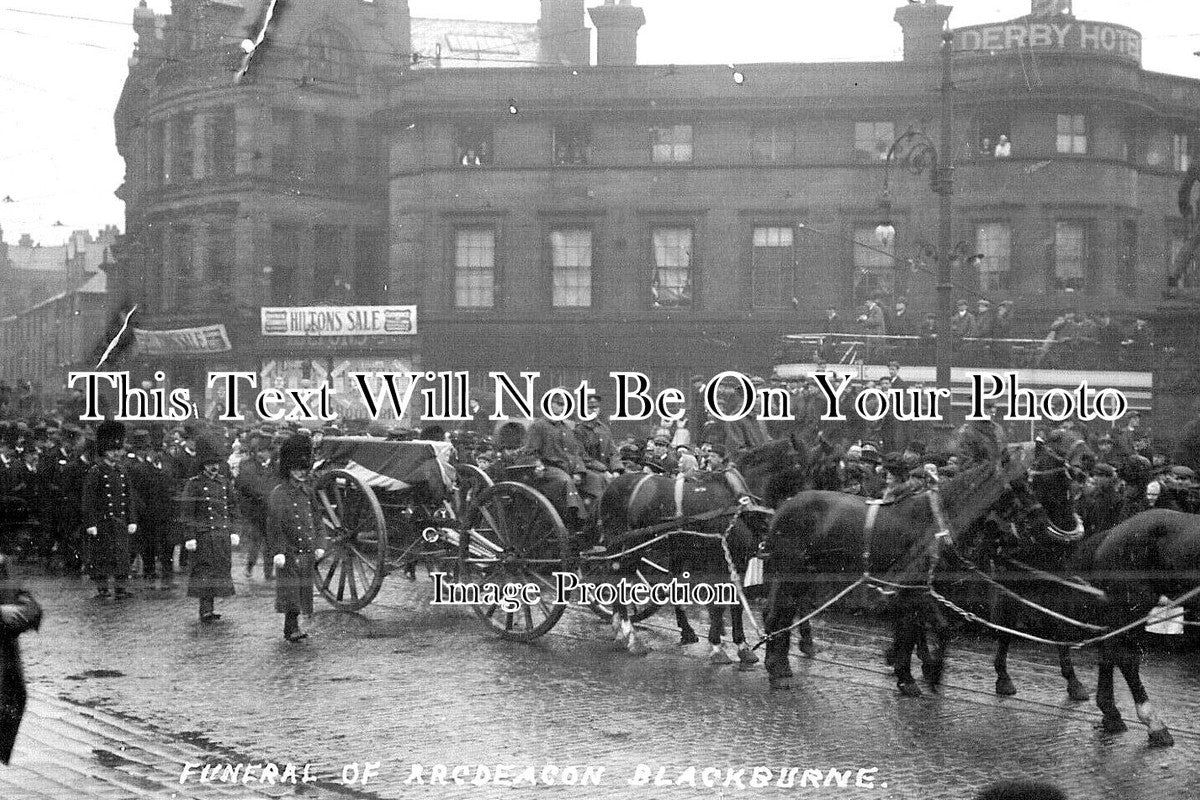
[304, 29, 358, 89]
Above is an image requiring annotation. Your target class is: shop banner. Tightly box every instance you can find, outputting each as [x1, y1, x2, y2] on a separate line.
[133, 324, 232, 355]
[260, 306, 416, 337]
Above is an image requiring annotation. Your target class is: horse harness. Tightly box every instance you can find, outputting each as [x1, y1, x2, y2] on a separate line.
[862, 488, 954, 592]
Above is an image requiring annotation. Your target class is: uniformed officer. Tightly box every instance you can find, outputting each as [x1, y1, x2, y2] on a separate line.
[129, 431, 178, 588]
[524, 394, 587, 524]
[267, 434, 326, 641]
[235, 433, 280, 580]
[81, 421, 138, 599]
[181, 437, 238, 622]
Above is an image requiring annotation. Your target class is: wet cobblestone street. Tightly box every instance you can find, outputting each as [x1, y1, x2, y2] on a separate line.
[6, 556, 1199, 800]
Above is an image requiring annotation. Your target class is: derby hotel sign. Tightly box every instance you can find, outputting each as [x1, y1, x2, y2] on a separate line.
[955, 18, 1142, 65]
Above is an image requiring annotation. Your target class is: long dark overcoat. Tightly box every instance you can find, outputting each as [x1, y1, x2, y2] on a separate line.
[0, 561, 42, 764]
[180, 473, 235, 599]
[80, 460, 137, 577]
[266, 479, 323, 615]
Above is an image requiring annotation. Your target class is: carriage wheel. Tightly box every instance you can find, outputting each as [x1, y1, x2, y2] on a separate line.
[313, 469, 388, 611]
[458, 482, 571, 641]
[453, 463, 493, 518]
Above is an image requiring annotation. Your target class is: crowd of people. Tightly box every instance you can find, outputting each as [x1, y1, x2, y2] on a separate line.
[807, 295, 1156, 370]
[0, 368, 1196, 626]
[0, 417, 327, 641]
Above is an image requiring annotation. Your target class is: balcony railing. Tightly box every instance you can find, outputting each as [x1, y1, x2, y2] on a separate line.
[777, 332, 1155, 372]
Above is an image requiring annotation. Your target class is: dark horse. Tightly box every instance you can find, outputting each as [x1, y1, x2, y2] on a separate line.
[988, 432, 1096, 702]
[761, 445, 1038, 695]
[1071, 508, 1200, 746]
[595, 435, 811, 661]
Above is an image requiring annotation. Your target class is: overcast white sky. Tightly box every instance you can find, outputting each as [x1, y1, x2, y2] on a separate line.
[1, 1, 1197, 247]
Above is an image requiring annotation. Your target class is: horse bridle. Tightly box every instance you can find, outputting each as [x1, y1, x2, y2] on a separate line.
[1022, 443, 1086, 543]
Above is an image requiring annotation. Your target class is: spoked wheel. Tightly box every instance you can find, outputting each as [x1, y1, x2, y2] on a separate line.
[453, 463, 493, 518]
[458, 481, 571, 641]
[313, 469, 388, 611]
[587, 557, 665, 624]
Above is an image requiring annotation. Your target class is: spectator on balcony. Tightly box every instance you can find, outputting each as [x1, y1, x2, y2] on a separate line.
[949, 299, 975, 343]
[993, 134, 1012, 158]
[820, 306, 843, 361]
[972, 299, 996, 338]
[918, 312, 938, 364]
[1122, 318, 1154, 356]
[1095, 311, 1122, 353]
[991, 299, 1015, 366]
[890, 298, 913, 338]
[858, 297, 887, 362]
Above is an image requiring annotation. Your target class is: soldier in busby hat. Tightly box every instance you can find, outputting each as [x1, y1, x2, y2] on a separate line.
[267, 434, 325, 641]
[181, 437, 237, 622]
[81, 421, 138, 598]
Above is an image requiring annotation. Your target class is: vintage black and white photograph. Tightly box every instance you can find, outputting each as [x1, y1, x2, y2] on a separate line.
[1, 1, 1199, 798]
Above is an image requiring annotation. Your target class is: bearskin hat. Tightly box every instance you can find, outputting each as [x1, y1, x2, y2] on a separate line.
[278, 432, 313, 478]
[196, 435, 226, 466]
[96, 420, 126, 455]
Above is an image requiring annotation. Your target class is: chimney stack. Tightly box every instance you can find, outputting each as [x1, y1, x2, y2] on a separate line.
[894, 1, 953, 63]
[588, 0, 645, 67]
[539, 0, 590, 66]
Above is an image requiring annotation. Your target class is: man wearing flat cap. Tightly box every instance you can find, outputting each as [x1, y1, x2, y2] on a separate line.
[81, 421, 138, 599]
[267, 434, 326, 641]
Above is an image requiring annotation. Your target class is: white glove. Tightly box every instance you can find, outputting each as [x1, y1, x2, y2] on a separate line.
[314, 548, 325, 561]
[184, 539, 197, 552]
[273, 553, 286, 569]
[128, 523, 137, 534]
[230, 533, 240, 547]
[86, 526, 98, 537]
[0, 604, 29, 627]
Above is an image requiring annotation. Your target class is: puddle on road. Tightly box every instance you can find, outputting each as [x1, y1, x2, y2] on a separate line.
[66, 669, 126, 680]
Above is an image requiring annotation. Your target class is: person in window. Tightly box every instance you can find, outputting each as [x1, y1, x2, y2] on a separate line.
[993, 134, 1012, 158]
[460, 148, 481, 167]
[980, 137, 993, 158]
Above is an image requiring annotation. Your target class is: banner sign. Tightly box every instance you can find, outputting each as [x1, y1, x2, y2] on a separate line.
[1031, 0, 1071, 18]
[133, 324, 231, 355]
[955, 18, 1140, 64]
[260, 306, 417, 337]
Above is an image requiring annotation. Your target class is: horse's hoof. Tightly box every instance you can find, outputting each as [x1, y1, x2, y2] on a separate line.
[1101, 716, 1128, 734]
[897, 681, 923, 698]
[679, 630, 700, 645]
[627, 640, 652, 657]
[1148, 728, 1175, 748]
[737, 646, 760, 666]
[769, 675, 793, 690]
[995, 677, 1017, 696]
[1067, 681, 1090, 702]
[797, 641, 818, 658]
[710, 648, 734, 665]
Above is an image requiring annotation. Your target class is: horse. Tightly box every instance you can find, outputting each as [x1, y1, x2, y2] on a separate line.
[1070, 508, 1200, 747]
[986, 431, 1097, 702]
[761, 444, 1038, 695]
[594, 435, 811, 662]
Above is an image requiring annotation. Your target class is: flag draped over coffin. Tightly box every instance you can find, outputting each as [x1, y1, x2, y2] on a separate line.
[317, 437, 456, 497]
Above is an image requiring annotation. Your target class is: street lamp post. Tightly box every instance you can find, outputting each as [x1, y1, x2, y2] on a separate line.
[877, 31, 956, 395]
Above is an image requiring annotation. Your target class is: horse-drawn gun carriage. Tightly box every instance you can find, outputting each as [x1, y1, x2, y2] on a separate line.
[308, 433, 803, 649]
